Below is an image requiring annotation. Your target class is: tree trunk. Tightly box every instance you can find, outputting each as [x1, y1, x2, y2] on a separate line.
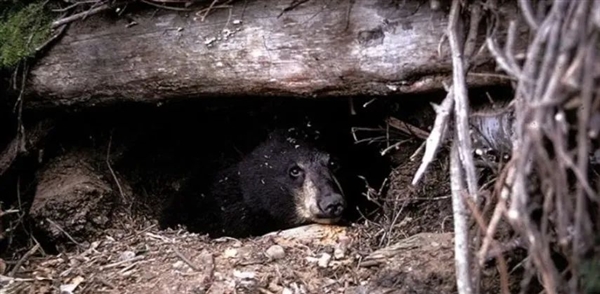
[27, 0, 519, 109]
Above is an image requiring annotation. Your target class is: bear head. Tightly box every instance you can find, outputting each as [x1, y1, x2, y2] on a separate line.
[237, 129, 347, 227]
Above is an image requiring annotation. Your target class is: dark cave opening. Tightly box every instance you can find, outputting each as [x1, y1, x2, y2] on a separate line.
[0, 85, 517, 255]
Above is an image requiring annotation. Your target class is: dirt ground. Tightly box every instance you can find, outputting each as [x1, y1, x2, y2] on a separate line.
[0, 142, 472, 294]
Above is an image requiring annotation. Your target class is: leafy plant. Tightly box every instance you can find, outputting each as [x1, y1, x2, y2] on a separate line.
[0, 1, 53, 69]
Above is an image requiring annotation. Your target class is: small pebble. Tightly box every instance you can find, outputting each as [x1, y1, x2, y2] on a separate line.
[119, 250, 136, 262]
[223, 248, 238, 258]
[233, 269, 255, 280]
[172, 260, 187, 270]
[334, 236, 350, 259]
[317, 253, 332, 268]
[265, 245, 285, 260]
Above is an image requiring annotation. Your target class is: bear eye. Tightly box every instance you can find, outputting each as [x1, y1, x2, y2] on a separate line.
[289, 165, 303, 178]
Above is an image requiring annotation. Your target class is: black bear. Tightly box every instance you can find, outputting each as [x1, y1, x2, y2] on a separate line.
[160, 128, 348, 238]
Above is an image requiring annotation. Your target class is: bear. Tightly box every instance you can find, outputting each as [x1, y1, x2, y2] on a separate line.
[160, 128, 348, 238]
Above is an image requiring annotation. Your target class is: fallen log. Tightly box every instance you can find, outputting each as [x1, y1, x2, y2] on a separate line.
[26, 0, 521, 109]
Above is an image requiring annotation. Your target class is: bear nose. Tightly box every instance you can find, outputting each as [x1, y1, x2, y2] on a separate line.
[318, 195, 345, 217]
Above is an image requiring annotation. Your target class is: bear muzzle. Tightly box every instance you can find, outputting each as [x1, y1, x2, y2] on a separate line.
[295, 168, 346, 225]
[305, 193, 346, 224]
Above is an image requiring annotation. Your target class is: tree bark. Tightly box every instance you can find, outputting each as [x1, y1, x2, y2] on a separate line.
[27, 0, 519, 109]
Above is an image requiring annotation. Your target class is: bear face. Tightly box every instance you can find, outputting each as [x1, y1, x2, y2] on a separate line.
[237, 130, 346, 227]
[201, 129, 348, 237]
[160, 129, 349, 238]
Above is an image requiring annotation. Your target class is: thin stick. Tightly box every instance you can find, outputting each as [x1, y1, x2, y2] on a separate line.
[46, 218, 82, 247]
[571, 31, 598, 292]
[101, 256, 145, 270]
[141, 0, 192, 11]
[450, 137, 473, 294]
[518, 0, 540, 31]
[51, 4, 111, 29]
[448, 0, 478, 201]
[106, 131, 128, 203]
[171, 245, 200, 271]
[412, 92, 454, 185]
[386, 117, 430, 140]
[8, 244, 40, 277]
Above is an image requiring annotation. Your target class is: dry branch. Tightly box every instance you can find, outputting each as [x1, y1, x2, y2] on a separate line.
[450, 140, 473, 294]
[479, 0, 600, 293]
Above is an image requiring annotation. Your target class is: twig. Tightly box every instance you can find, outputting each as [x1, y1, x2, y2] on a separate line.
[445, 0, 486, 292]
[0, 275, 35, 283]
[409, 141, 426, 161]
[518, 0, 540, 31]
[51, 2, 85, 12]
[380, 139, 411, 156]
[0, 209, 19, 217]
[412, 92, 454, 186]
[477, 159, 515, 265]
[106, 131, 129, 203]
[51, 4, 111, 29]
[394, 195, 452, 202]
[572, 31, 598, 291]
[36, 20, 69, 53]
[463, 2, 482, 59]
[141, 0, 192, 11]
[171, 245, 200, 271]
[450, 136, 473, 294]
[462, 190, 510, 294]
[46, 218, 82, 247]
[448, 0, 478, 201]
[8, 243, 40, 277]
[386, 117, 430, 140]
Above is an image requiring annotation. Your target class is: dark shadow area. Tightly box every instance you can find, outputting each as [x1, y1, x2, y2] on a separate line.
[1, 95, 397, 253]
[0, 85, 515, 252]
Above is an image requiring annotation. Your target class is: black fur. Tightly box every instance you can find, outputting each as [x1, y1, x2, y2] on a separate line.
[160, 129, 347, 238]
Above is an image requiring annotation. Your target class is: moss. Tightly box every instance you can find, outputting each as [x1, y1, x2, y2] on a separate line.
[0, 1, 53, 69]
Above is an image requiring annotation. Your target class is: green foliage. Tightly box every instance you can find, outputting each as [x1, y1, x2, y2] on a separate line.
[0, 1, 53, 69]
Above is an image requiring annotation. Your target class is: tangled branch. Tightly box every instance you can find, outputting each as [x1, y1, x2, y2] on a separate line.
[416, 0, 600, 293]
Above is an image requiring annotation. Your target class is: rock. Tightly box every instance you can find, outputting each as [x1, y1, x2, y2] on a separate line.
[317, 253, 332, 268]
[59, 276, 84, 294]
[265, 245, 285, 260]
[172, 261, 189, 271]
[223, 248, 238, 258]
[119, 251, 136, 262]
[233, 270, 255, 286]
[334, 235, 350, 259]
